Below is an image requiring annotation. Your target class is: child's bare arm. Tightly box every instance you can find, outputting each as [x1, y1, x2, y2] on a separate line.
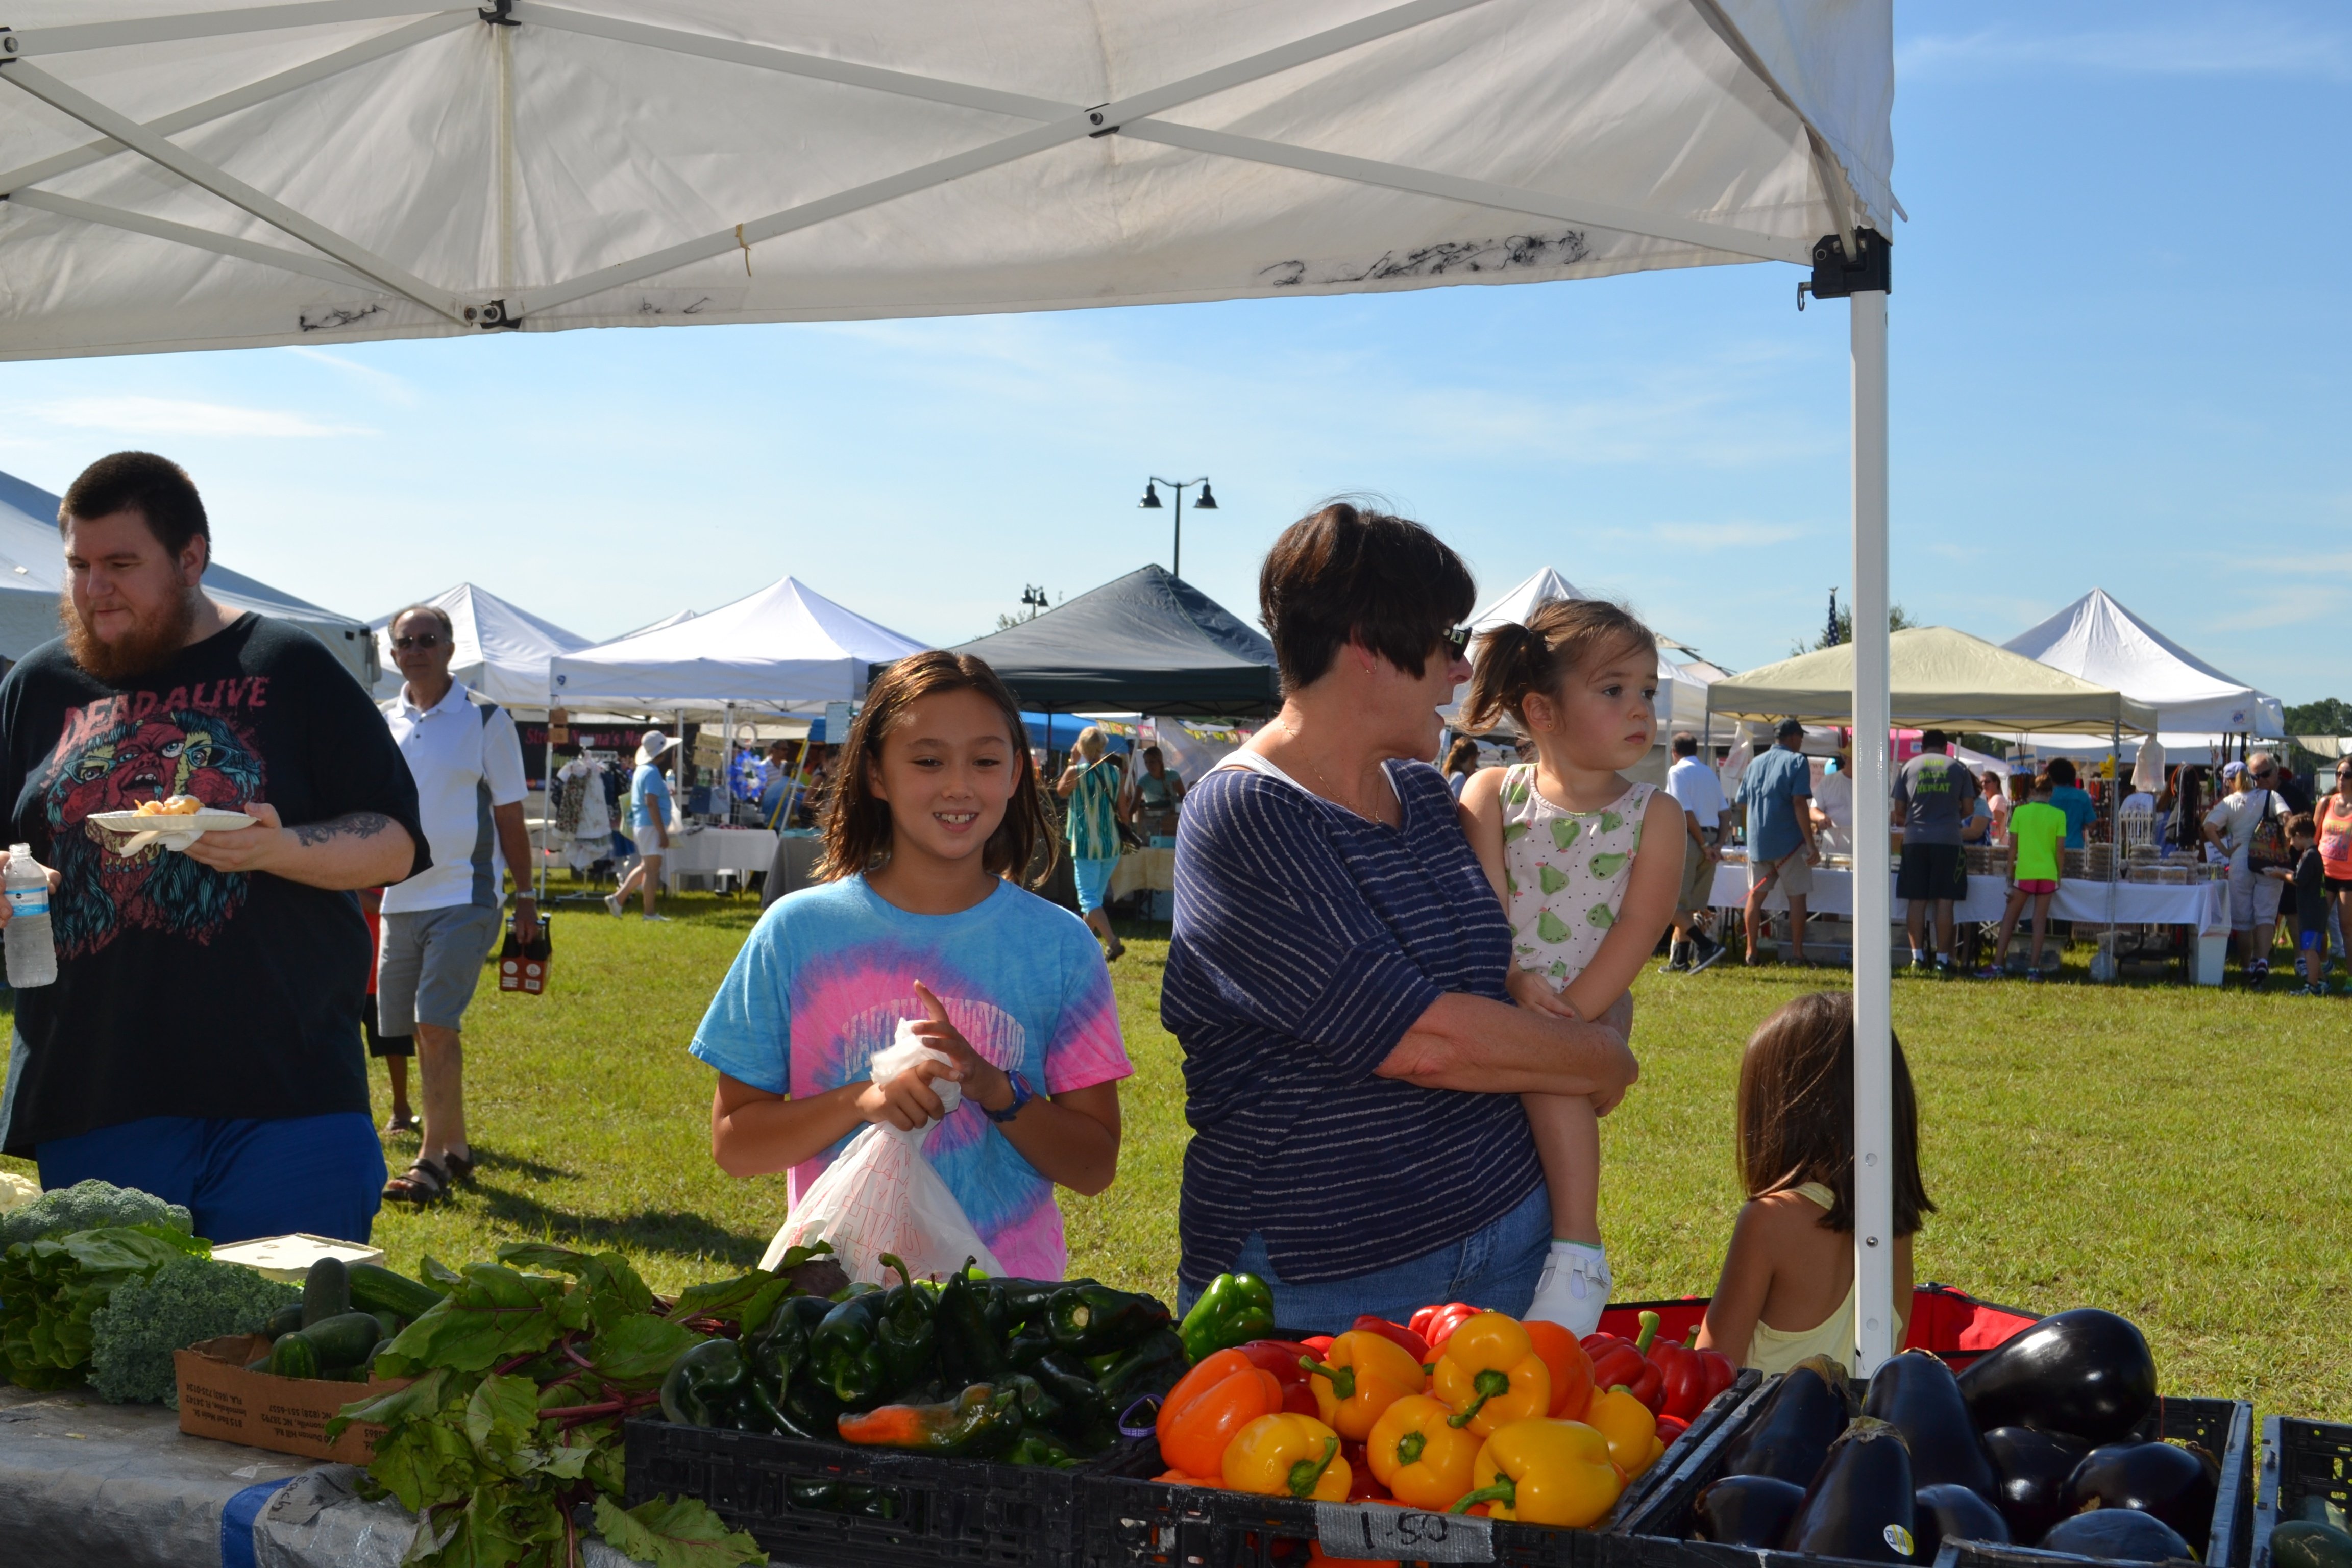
[710, 1064, 953, 1177]
[1457, 765, 1510, 905]
[1695, 1200, 1774, 1367]
[1561, 790, 1685, 1022]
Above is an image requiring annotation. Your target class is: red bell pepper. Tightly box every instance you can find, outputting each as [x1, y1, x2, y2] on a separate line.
[1645, 1322, 1738, 1420]
[1349, 1315, 1430, 1363]
[1580, 1311, 1665, 1414]
[1236, 1339, 1323, 1415]
[1409, 1303, 1481, 1353]
[1655, 1414, 1689, 1445]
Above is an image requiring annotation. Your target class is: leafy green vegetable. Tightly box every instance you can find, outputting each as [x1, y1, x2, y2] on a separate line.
[0, 1180, 191, 1253]
[1, 1224, 210, 1388]
[87, 1253, 299, 1406]
[592, 1496, 762, 1568]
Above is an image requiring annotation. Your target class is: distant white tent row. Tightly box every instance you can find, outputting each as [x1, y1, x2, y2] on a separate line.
[0, 467, 375, 681]
[371, 582, 590, 708]
[2001, 589, 2284, 752]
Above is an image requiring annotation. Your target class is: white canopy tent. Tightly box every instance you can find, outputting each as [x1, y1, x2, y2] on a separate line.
[0, 0, 1904, 1368]
[369, 581, 590, 708]
[549, 575, 926, 714]
[2001, 589, 2285, 754]
[0, 466, 376, 680]
[1461, 566, 1713, 734]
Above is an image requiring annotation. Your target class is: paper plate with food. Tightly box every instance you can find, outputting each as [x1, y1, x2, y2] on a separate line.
[87, 795, 256, 853]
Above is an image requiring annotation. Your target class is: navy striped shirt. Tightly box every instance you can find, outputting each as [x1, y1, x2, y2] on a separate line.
[1162, 755, 1542, 1286]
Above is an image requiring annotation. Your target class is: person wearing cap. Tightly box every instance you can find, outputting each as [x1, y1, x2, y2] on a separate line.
[607, 730, 676, 922]
[2203, 756, 2290, 984]
[1736, 718, 1820, 966]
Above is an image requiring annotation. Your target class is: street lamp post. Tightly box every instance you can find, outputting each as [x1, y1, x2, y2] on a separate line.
[1138, 476, 1217, 579]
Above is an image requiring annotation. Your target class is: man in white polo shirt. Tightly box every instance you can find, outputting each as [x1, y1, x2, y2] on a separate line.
[375, 603, 536, 1205]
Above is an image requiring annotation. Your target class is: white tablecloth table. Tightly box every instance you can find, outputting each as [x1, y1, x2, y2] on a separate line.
[1107, 847, 1177, 900]
[657, 826, 779, 890]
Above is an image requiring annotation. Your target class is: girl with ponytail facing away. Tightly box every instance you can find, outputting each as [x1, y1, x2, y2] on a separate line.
[1457, 599, 1684, 1333]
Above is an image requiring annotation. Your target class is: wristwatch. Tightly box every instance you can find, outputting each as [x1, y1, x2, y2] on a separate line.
[985, 1071, 1035, 1125]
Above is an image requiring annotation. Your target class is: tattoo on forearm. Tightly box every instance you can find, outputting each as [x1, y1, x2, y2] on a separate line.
[290, 811, 395, 848]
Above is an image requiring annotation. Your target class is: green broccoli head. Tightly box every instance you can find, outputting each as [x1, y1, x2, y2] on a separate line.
[87, 1255, 299, 1406]
[0, 1179, 193, 1254]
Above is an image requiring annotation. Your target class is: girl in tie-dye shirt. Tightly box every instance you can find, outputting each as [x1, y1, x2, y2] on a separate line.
[693, 652, 1130, 1279]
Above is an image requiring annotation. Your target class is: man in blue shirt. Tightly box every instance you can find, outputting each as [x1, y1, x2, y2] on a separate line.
[1738, 718, 1821, 965]
[2046, 756, 2099, 849]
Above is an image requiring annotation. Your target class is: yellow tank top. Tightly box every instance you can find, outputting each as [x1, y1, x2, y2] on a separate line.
[1743, 1182, 1857, 1375]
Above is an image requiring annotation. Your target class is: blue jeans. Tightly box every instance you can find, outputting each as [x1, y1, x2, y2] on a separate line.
[36, 1113, 387, 1245]
[1178, 1182, 1551, 1336]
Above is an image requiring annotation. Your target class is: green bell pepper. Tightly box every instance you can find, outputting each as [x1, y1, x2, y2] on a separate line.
[660, 1338, 751, 1428]
[1046, 1283, 1174, 1356]
[1178, 1272, 1276, 1363]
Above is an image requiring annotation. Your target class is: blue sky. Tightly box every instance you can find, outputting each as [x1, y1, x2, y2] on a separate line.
[0, 2, 2344, 702]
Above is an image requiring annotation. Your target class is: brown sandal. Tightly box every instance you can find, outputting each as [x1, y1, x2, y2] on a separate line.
[443, 1147, 476, 1184]
[382, 1111, 418, 1136]
[382, 1156, 449, 1205]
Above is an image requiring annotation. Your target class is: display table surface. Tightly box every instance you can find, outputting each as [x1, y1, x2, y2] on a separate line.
[658, 825, 778, 888]
[1107, 846, 1176, 900]
[0, 1384, 641, 1568]
[1706, 863, 2229, 935]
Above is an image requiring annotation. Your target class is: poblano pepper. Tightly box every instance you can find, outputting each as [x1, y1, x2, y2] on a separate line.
[1033, 1353, 1119, 1450]
[834, 1382, 1025, 1457]
[935, 1265, 1010, 1386]
[1097, 1328, 1189, 1404]
[1047, 1283, 1173, 1356]
[1178, 1272, 1277, 1363]
[661, 1338, 751, 1428]
[1005, 1432, 1085, 1468]
[995, 1277, 1076, 1329]
[809, 1287, 893, 1409]
[873, 1253, 938, 1392]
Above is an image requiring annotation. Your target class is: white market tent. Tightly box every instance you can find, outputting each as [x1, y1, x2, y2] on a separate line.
[0, 465, 376, 680]
[0, 0, 1907, 1369]
[369, 580, 590, 708]
[1462, 566, 1713, 733]
[549, 575, 926, 714]
[2000, 589, 2286, 753]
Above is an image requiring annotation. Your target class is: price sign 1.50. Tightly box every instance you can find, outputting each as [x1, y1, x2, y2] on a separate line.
[1314, 1501, 1496, 1563]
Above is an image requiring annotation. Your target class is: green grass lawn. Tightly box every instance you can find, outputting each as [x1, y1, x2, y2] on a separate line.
[4, 889, 2346, 1418]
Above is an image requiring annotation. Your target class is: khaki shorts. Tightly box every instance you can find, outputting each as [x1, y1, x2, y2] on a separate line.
[1750, 848, 1815, 899]
[1677, 829, 1719, 916]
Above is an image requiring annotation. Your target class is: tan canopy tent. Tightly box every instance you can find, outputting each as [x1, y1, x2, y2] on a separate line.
[1707, 626, 2159, 734]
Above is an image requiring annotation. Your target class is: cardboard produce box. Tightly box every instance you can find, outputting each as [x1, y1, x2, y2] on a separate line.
[175, 1334, 410, 1464]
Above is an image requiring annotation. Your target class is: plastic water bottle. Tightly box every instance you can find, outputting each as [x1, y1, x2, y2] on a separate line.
[5, 843, 57, 989]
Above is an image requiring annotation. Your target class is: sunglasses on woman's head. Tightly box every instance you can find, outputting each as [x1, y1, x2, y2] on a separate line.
[393, 633, 444, 650]
[1437, 626, 1473, 658]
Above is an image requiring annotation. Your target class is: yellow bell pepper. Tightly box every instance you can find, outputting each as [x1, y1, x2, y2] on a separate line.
[1301, 1329, 1429, 1440]
[1431, 1312, 1552, 1438]
[1366, 1394, 1481, 1511]
[1584, 1385, 1664, 1479]
[1448, 1418, 1624, 1528]
[1222, 1413, 1353, 1501]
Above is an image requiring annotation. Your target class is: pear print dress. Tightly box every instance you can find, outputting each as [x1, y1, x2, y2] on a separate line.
[1498, 765, 1655, 987]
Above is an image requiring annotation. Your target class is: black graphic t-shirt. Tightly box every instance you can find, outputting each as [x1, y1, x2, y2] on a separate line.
[0, 614, 429, 1155]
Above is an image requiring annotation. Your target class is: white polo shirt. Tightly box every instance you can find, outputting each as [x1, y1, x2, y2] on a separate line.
[1666, 755, 1727, 825]
[379, 680, 528, 915]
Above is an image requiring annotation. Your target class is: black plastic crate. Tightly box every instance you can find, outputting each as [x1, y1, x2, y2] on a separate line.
[1077, 1374, 1760, 1568]
[625, 1416, 1158, 1568]
[1607, 1378, 2252, 1568]
[2251, 1417, 2352, 1568]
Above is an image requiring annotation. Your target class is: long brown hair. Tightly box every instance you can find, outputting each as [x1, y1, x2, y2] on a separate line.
[1460, 598, 1657, 734]
[1736, 991, 1933, 1236]
[817, 650, 1055, 887]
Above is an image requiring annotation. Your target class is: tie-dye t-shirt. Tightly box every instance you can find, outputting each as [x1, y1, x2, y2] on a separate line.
[689, 874, 1132, 1279]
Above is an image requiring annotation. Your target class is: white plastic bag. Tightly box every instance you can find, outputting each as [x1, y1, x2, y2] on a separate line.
[760, 1021, 1003, 1284]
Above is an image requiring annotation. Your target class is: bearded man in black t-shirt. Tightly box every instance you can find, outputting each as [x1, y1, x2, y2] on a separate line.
[0, 452, 428, 1244]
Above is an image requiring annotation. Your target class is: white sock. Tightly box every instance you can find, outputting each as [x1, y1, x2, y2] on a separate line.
[1910, 947, 1926, 965]
[1937, 951, 1952, 965]
[1526, 1240, 1611, 1336]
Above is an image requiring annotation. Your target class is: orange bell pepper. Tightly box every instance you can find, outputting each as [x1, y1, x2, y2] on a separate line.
[1522, 1319, 1595, 1420]
[1365, 1393, 1481, 1511]
[1300, 1328, 1428, 1440]
[1584, 1384, 1664, 1479]
[1448, 1418, 1624, 1527]
[1431, 1313, 1552, 1438]
[1158, 1348, 1251, 1443]
[1162, 1367, 1284, 1479]
[1222, 1413, 1352, 1501]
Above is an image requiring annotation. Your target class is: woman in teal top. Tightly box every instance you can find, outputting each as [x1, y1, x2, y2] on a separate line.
[1057, 726, 1126, 959]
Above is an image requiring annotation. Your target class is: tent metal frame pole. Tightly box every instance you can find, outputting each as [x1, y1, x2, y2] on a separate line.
[1849, 284, 1895, 1378]
[2106, 719, 2120, 981]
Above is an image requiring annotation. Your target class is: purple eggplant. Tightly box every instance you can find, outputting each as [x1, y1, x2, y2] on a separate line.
[1721, 1354, 1859, 1486]
[2040, 1508, 2195, 1561]
[1983, 1425, 2091, 1541]
[1695, 1474, 1809, 1548]
[1867, 1349, 1999, 1498]
[1956, 1309, 2157, 1447]
[1914, 1482, 2012, 1560]
[1784, 1417, 1921, 1563]
[2066, 1440, 2220, 1541]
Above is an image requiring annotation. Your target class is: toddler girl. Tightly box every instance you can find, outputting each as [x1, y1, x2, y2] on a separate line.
[1696, 992, 1932, 1371]
[1458, 599, 1684, 1333]
[691, 651, 1132, 1279]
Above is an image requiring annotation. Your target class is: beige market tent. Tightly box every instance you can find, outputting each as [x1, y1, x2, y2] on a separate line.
[1706, 626, 2159, 734]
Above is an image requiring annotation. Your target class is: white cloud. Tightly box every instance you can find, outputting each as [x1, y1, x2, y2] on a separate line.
[1900, 17, 2352, 81]
[15, 396, 373, 438]
[283, 347, 420, 407]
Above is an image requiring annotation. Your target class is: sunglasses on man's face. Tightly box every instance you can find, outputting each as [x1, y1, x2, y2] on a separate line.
[393, 632, 444, 650]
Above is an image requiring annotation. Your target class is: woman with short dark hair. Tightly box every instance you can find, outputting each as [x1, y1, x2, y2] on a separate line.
[1162, 502, 1637, 1330]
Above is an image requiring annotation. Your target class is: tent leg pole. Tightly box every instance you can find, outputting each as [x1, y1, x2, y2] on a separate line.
[1849, 285, 1896, 1377]
[2108, 720, 2120, 982]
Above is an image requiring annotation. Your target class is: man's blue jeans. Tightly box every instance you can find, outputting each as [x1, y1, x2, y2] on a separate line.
[1178, 1183, 1551, 1336]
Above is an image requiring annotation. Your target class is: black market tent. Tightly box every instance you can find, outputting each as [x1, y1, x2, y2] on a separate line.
[932, 566, 1279, 717]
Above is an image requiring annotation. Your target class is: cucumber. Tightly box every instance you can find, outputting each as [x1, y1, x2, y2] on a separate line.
[301, 1257, 351, 1329]
[302, 1311, 387, 1370]
[371, 1311, 400, 1342]
[245, 1355, 273, 1373]
[263, 1303, 306, 1340]
[270, 1332, 322, 1380]
[348, 1262, 446, 1320]
[2273, 1522, 2352, 1568]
